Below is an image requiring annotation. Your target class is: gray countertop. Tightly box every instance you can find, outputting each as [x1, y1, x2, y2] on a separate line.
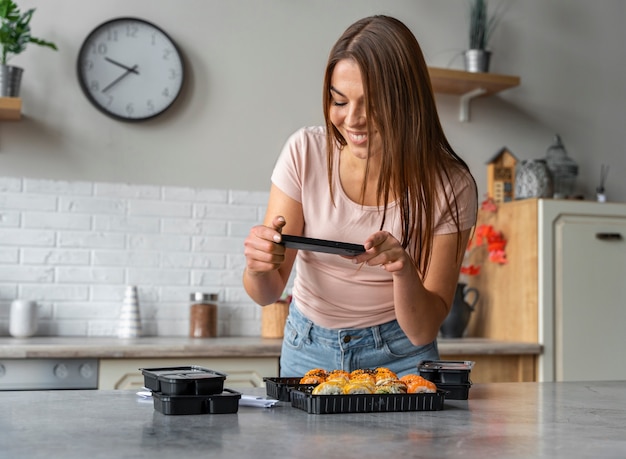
[0, 336, 541, 359]
[2, 381, 625, 458]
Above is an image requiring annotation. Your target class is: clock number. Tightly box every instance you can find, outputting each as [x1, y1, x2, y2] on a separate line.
[126, 24, 139, 38]
[168, 68, 178, 80]
[88, 42, 107, 56]
[105, 94, 113, 107]
[162, 87, 171, 98]
[162, 49, 172, 60]
[89, 80, 100, 92]
[105, 29, 118, 42]
[147, 100, 155, 113]
[125, 103, 135, 116]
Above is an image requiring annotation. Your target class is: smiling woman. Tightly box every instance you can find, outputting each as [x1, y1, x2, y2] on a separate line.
[243, 15, 478, 378]
[76, 17, 185, 122]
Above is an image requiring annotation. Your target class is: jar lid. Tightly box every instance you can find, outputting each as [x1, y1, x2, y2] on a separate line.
[190, 292, 218, 302]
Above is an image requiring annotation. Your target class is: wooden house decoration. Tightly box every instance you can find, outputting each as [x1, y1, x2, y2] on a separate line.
[486, 147, 518, 203]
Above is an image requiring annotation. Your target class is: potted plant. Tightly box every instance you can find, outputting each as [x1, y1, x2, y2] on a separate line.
[0, 0, 57, 97]
[464, 0, 505, 73]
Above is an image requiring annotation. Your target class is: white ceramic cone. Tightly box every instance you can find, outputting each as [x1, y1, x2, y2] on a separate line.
[118, 285, 142, 338]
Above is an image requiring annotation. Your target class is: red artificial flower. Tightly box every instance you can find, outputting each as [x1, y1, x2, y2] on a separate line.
[460, 202, 509, 276]
[460, 265, 481, 276]
[480, 197, 499, 213]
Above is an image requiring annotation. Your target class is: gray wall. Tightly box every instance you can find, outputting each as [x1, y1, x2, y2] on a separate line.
[1, 0, 625, 202]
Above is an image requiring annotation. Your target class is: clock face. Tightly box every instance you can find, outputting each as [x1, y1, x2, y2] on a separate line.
[77, 17, 185, 122]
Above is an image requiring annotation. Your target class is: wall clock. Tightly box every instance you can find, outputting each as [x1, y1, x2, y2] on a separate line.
[76, 17, 185, 122]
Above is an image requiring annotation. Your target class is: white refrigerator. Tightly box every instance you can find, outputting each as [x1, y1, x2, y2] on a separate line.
[538, 200, 626, 381]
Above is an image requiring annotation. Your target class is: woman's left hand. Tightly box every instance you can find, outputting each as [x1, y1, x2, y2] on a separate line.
[353, 231, 413, 274]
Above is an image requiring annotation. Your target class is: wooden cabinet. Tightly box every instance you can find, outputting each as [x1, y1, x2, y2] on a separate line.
[0, 97, 21, 120]
[98, 357, 279, 390]
[467, 198, 626, 381]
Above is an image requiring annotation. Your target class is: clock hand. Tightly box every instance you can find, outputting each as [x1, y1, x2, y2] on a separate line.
[105, 57, 140, 74]
[101, 65, 139, 93]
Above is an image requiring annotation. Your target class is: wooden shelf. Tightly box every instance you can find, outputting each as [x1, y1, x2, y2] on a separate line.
[0, 97, 22, 121]
[428, 67, 520, 122]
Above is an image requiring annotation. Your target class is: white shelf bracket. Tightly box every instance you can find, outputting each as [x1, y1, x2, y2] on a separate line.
[459, 87, 487, 122]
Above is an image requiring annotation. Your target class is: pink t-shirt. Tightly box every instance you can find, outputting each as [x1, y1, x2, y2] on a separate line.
[271, 126, 477, 329]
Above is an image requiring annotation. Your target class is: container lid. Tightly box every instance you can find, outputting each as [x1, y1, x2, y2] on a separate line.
[190, 292, 218, 302]
[418, 360, 475, 371]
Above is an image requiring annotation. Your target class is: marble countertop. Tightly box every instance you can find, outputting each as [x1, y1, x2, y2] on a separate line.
[0, 336, 541, 359]
[2, 381, 624, 458]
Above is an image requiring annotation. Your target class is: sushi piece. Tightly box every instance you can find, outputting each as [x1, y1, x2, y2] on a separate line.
[300, 375, 325, 385]
[374, 380, 408, 394]
[374, 367, 398, 385]
[326, 370, 350, 384]
[343, 382, 373, 394]
[350, 368, 376, 378]
[303, 368, 327, 378]
[312, 381, 345, 395]
[350, 369, 376, 385]
[300, 368, 328, 384]
[401, 374, 437, 393]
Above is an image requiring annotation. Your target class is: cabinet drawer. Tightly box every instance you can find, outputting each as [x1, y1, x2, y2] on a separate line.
[98, 357, 279, 390]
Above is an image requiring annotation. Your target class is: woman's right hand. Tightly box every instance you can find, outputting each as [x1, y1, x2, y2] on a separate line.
[243, 215, 287, 275]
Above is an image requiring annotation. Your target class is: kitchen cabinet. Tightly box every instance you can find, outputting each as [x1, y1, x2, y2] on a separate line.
[0, 97, 21, 120]
[99, 357, 279, 390]
[467, 198, 626, 381]
[427, 67, 520, 121]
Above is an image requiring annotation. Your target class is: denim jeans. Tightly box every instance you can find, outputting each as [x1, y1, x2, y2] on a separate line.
[279, 301, 439, 377]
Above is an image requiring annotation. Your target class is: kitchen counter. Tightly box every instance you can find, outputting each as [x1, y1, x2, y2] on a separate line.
[3, 381, 625, 458]
[0, 336, 541, 359]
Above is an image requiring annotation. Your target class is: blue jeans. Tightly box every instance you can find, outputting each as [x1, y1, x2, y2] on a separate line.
[279, 301, 439, 377]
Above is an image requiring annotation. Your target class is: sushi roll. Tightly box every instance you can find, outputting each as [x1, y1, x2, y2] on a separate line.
[374, 367, 398, 385]
[343, 382, 373, 394]
[350, 369, 376, 385]
[401, 374, 437, 393]
[312, 380, 345, 395]
[300, 375, 325, 385]
[303, 368, 327, 379]
[374, 380, 408, 394]
[300, 368, 328, 384]
[326, 370, 350, 384]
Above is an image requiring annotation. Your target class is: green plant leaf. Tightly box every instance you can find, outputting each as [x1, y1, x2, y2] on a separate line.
[0, 0, 57, 64]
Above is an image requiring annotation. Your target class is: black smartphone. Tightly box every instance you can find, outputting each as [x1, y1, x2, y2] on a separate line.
[280, 234, 365, 256]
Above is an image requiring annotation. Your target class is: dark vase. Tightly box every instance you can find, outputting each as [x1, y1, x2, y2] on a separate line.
[440, 283, 479, 338]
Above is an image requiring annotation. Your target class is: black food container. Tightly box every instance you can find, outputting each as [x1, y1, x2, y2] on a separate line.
[264, 377, 316, 402]
[141, 366, 227, 395]
[152, 388, 241, 415]
[418, 360, 474, 400]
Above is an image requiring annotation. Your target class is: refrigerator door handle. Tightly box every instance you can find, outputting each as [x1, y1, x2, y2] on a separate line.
[595, 232, 623, 241]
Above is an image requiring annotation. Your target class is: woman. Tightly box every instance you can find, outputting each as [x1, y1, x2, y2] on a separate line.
[243, 15, 477, 377]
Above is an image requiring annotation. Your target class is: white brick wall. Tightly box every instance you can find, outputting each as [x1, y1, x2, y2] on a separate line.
[0, 176, 270, 337]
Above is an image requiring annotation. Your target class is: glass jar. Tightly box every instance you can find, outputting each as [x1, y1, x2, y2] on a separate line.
[189, 293, 218, 338]
[545, 134, 578, 199]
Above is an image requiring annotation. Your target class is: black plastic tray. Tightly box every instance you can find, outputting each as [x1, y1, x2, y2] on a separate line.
[290, 388, 446, 414]
[264, 377, 316, 402]
[152, 388, 241, 415]
[141, 366, 227, 395]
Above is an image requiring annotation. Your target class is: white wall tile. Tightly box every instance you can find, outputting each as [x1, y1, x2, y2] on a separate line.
[0, 176, 270, 338]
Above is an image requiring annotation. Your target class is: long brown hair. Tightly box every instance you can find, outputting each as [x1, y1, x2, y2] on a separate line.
[323, 15, 475, 277]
